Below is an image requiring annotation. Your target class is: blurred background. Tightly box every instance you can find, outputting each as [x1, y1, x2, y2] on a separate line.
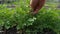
[0, 0, 60, 8]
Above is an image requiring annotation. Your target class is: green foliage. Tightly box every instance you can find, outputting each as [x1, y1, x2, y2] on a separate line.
[0, 0, 60, 34]
[25, 8, 60, 34]
[0, 0, 33, 29]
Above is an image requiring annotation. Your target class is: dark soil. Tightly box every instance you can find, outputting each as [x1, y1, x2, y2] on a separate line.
[6, 26, 17, 34]
[42, 28, 56, 34]
[0, 26, 57, 34]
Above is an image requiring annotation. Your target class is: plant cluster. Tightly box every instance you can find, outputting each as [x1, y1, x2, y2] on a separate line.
[0, 0, 60, 34]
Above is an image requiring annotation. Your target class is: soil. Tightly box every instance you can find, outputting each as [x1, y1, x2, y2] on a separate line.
[0, 26, 57, 34]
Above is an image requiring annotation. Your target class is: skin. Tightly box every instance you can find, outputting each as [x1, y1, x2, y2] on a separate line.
[30, 0, 45, 14]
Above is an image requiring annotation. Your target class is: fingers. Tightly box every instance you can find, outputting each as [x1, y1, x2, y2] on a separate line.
[30, 0, 45, 15]
[30, 0, 39, 10]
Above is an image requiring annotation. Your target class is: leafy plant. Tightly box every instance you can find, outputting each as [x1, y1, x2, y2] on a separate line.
[26, 8, 60, 34]
[0, 0, 60, 34]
